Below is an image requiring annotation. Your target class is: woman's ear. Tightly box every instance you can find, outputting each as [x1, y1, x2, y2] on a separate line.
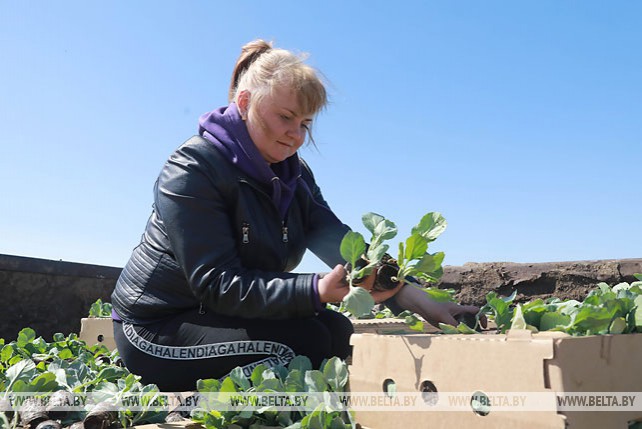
[237, 90, 250, 120]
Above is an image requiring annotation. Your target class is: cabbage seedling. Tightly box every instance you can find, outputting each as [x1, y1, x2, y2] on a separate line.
[340, 212, 447, 317]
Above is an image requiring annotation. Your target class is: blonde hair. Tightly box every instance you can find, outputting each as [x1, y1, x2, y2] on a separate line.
[229, 39, 327, 118]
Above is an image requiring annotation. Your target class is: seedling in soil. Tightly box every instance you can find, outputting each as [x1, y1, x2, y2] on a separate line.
[340, 212, 447, 318]
[441, 274, 642, 335]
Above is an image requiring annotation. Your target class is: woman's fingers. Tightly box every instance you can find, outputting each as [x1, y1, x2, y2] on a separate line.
[370, 281, 404, 303]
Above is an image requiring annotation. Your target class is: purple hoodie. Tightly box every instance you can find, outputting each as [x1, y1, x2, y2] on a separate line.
[198, 103, 300, 219]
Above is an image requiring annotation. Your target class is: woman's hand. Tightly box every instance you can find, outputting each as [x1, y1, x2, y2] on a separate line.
[393, 283, 486, 328]
[317, 266, 404, 305]
[317, 265, 350, 303]
[354, 272, 404, 303]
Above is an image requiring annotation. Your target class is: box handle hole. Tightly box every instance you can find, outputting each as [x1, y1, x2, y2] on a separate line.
[471, 390, 491, 416]
[382, 379, 396, 398]
[419, 380, 438, 405]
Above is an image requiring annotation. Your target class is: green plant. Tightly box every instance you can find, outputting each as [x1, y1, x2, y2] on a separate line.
[191, 356, 352, 429]
[0, 328, 166, 428]
[339, 212, 447, 318]
[440, 274, 642, 336]
[88, 299, 112, 318]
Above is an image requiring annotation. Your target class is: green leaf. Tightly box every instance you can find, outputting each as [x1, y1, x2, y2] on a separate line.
[501, 290, 518, 303]
[251, 363, 268, 387]
[288, 355, 312, 373]
[89, 299, 101, 316]
[5, 359, 37, 389]
[1, 345, 14, 363]
[96, 366, 129, 383]
[58, 348, 73, 360]
[322, 357, 348, 392]
[572, 305, 614, 334]
[301, 405, 326, 429]
[277, 411, 294, 427]
[10, 379, 31, 393]
[609, 317, 627, 334]
[413, 252, 445, 278]
[342, 287, 375, 318]
[118, 373, 139, 391]
[511, 304, 528, 330]
[521, 299, 547, 327]
[484, 296, 514, 332]
[372, 219, 398, 245]
[49, 366, 70, 389]
[366, 243, 388, 265]
[29, 372, 59, 392]
[102, 302, 113, 316]
[92, 380, 119, 403]
[404, 234, 428, 262]
[411, 212, 447, 243]
[596, 282, 612, 294]
[202, 410, 225, 428]
[362, 212, 385, 235]
[629, 283, 642, 294]
[220, 376, 237, 393]
[352, 264, 376, 280]
[457, 322, 478, 334]
[30, 337, 48, 354]
[339, 231, 366, 267]
[261, 367, 277, 380]
[304, 370, 327, 393]
[230, 367, 251, 391]
[404, 314, 424, 332]
[612, 282, 632, 293]
[634, 273, 642, 281]
[16, 328, 36, 349]
[330, 416, 348, 429]
[539, 312, 571, 331]
[284, 369, 305, 393]
[272, 364, 289, 381]
[438, 323, 460, 334]
[8, 355, 23, 366]
[634, 295, 642, 330]
[257, 377, 285, 392]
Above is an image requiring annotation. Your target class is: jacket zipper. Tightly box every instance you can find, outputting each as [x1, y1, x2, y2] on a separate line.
[239, 179, 291, 244]
[242, 222, 250, 244]
[239, 178, 291, 269]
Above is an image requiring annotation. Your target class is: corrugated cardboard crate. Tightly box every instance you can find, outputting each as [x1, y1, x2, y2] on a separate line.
[349, 330, 642, 429]
[351, 318, 439, 335]
[79, 317, 116, 350]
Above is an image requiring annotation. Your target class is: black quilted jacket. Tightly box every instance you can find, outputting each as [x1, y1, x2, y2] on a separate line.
[111, 136, 350, 324]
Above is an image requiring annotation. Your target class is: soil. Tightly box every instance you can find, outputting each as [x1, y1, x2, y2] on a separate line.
[351, 254, 400, 291]
[435, 258, 642, 307]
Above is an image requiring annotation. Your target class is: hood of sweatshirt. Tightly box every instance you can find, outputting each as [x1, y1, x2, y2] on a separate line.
[198, 103, 301, 219]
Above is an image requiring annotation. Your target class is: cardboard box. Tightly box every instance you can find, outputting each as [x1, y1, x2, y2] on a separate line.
[348, 330, 642, 429]
[351, 318, 439, 335]
[79, 317, 116, 351]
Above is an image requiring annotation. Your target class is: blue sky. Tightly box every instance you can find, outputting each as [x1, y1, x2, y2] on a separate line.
[1, 1, 640, 273]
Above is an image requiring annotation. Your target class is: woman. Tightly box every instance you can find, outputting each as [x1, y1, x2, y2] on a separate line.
[111, 40, 479, 391]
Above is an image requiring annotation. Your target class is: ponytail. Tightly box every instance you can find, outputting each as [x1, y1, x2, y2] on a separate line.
[230, 39, 327, 123]
[228, 39, 273, 102]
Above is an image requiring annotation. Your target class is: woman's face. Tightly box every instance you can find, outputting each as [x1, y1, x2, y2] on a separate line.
[243, 86, 313, 164]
